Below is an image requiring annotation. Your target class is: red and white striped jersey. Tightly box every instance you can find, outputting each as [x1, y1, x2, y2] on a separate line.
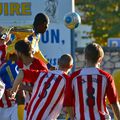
[17, 57, 48, 110]
[71, 67, 118, 120]
[0, 90, 16, 108]
[0, 44, 7, 67]
[23, 70, 68, 120]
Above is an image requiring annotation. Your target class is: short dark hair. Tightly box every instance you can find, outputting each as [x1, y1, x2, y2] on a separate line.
[58, 54, 73, 68]
[15, 40, 32, 56]
[85, 43, 104, 63]
[33, 13, 49, 30]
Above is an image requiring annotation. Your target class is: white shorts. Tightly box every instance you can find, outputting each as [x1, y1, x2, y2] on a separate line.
[0, 104, 18, 120]
[24, 109, 27, 120]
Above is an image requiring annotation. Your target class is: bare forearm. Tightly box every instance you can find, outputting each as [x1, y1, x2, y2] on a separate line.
[12, 70, 24, 92]
[111, 102, 120, 120]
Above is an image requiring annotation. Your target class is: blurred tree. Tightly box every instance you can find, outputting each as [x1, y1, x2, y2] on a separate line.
[76, 0, 120, 46]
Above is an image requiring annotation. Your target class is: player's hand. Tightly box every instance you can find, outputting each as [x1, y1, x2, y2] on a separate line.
[8, 89, 16, 100]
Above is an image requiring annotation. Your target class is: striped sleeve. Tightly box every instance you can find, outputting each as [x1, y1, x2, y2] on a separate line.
[106, 75, 118, 104]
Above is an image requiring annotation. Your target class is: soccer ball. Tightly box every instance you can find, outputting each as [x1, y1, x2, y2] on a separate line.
[64, 12, 81, 29]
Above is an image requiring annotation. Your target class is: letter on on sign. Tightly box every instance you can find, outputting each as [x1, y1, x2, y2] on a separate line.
[0, 2, 31, 16]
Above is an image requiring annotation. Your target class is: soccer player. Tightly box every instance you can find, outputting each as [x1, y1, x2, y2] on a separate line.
[0, 53, 19, 120]
[15, 40, 48, 120]
[6, 13, 55, 70]
[26, 12, 55, 70]
[69, 43, 120, 120]
[10, 54, 73, 120]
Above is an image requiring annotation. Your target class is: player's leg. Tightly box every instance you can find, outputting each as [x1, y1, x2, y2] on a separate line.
[16, 90, 25, 120]
[10, 104, 18, 120]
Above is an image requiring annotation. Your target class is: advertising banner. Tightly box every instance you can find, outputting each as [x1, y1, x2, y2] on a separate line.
[0, 0, 75, 66]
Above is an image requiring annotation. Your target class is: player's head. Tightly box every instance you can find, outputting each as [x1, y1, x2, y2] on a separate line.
[15, 40, 32, 60]
[58, 54, 73, 73]
[85, 43, 104, 66]
[33, 13, 49, 34]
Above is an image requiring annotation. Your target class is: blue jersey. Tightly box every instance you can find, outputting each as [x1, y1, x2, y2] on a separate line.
[0, 60, 19, 89]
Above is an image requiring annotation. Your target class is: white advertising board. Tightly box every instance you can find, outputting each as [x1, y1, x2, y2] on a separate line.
[40, 23, 71, 66]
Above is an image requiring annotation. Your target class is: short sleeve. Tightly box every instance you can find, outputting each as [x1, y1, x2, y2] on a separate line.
[106, 75, 118, 104]
[63, 75, 74, 107]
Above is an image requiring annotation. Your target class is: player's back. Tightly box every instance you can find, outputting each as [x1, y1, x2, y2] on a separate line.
[26, 70, 66, 120]
[71, 67, 113, 120]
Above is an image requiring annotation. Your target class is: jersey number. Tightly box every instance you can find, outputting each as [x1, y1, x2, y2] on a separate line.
[86, 87, 95, 107]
